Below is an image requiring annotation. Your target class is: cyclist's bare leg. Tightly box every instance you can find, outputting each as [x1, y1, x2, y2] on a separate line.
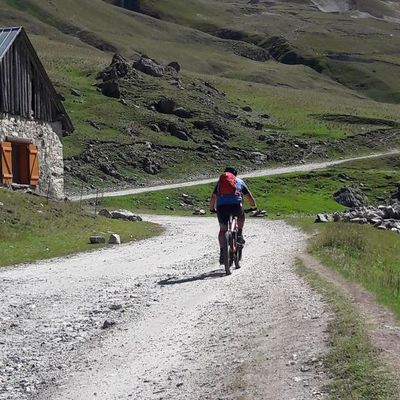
[237, 213, 245, 230]
[237, 212, 245, 239]
[218, 224, 228, 248]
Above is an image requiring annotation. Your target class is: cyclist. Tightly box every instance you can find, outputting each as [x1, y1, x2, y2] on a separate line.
[209, 167, 257, 264]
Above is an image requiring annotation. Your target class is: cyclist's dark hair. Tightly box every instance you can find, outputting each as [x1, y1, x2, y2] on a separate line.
[224, 167, 238, 176]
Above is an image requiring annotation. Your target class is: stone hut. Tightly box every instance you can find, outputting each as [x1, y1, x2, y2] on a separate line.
[0, 27, 73, 199]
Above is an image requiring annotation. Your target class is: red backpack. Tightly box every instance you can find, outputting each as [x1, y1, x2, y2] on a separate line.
[217, 172, 237, 196]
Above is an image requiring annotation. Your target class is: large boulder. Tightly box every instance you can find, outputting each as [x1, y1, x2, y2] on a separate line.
[133, 56, 165, 77]
[100, 80, 120, 98]
[333, 187, 368, 208]
[154, 98, 176, 114]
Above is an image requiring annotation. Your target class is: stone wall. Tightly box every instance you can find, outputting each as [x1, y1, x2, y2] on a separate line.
[0, 114, 64, 199]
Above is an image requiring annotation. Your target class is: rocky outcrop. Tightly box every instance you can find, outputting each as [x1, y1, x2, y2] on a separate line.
[99, 209, 143, 221]
[259, 36, 323, 73]
[332, 204, 400, 233]
[96, 54, 131, 98]
[133, 56, 165, 77]
[333, 187, 368, 208]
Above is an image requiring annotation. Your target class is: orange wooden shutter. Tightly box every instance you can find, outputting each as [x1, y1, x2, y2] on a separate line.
[1, 142, 13, 185]
[28, 144, 39, 187]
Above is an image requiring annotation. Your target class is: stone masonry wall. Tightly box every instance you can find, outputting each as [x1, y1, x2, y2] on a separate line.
[0, 114, 64, 199]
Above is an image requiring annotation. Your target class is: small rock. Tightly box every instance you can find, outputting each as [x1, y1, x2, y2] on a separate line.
[250, 209, 267, 218]
[315, 213, 329, 223]
[154, 98, 176, 114]
[98, 209, 112, 218]
[109, 304, 122, 311]
[173, 107, 192, 118]
[149, 123, 161, 132]
[193, 209, 206, 215]
[101, 320, 116, 329]
[90, 236, 106, 244]
[88, 120, 101, 130]
[242, 106, 252, 112]
[109, 234, 121, 245]
[167, 61, 181, 73]
[70, 88, 81, 97]
[171, 130, 189, 141]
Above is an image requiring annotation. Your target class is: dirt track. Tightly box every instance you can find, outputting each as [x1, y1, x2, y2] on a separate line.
[0, 216, 330, 400]
[72, 150, 400, 201]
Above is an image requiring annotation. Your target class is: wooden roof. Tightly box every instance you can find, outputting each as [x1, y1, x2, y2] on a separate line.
[0, 27, 74, 133]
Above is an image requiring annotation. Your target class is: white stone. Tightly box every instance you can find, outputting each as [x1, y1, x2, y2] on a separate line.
[109, 234, 121, 245]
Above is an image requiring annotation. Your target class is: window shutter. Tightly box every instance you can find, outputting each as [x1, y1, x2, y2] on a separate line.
[1, 142, 13, 185]
[28, 144, 39, 187]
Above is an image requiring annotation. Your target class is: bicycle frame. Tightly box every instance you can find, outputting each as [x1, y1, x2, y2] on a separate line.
[223, 214, 242, 275]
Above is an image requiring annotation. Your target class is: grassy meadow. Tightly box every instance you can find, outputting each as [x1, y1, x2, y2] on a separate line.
[100, 154, 400, 217]
[0, 190, 162, 267]
[310, 223, 400, 319]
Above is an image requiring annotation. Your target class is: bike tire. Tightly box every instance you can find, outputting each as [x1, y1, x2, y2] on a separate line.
[234, 247, 242, 269]
[224, 231, 232, 275]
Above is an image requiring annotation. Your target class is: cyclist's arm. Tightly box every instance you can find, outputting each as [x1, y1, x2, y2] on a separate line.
[241, 180, 257, 208]
[209, 192, 217, 211]
[244, 192, 257, 208]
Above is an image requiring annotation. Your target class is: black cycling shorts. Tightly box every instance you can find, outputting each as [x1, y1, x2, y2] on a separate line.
[217, 204, 244, 226]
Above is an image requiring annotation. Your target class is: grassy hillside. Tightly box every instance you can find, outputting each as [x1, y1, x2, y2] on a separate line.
[0, 189, 161, 267]
[1, 0, 400, 192]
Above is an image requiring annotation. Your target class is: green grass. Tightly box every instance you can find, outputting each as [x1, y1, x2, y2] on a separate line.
[310, 223, 400, 319]
[100, 154, 400, 217]
[0, 189, 162, 267]
[297, 261, 398, 399]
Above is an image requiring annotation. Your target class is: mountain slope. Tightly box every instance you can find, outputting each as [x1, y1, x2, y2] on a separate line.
[1, 0, 400, 192]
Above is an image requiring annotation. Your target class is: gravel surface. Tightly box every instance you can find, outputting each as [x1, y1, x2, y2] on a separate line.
[71, 150, 400, 201]
[0, 216, 330, 400]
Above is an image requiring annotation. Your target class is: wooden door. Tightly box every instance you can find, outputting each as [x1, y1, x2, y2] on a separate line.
[28, 144, 39, 187]
[0, 142, 13, 185]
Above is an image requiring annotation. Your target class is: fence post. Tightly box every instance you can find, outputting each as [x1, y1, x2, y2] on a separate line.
[94, 189, 99, 216]
[80, 182, 84, 210]
[46, 178, 51, 204]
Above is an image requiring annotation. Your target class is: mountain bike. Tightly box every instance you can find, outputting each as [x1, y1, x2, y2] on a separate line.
[222, 208, 257, 276]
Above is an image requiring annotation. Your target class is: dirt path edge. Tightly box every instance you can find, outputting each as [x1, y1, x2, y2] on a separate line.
[299, 253, 400, 387]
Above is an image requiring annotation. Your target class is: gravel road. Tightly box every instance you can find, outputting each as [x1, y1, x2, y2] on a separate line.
[0, 216, 330, 400]
[72, 150, 400, 201]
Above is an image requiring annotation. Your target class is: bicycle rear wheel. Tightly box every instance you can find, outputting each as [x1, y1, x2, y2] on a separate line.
[224, 231, 232, 275]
